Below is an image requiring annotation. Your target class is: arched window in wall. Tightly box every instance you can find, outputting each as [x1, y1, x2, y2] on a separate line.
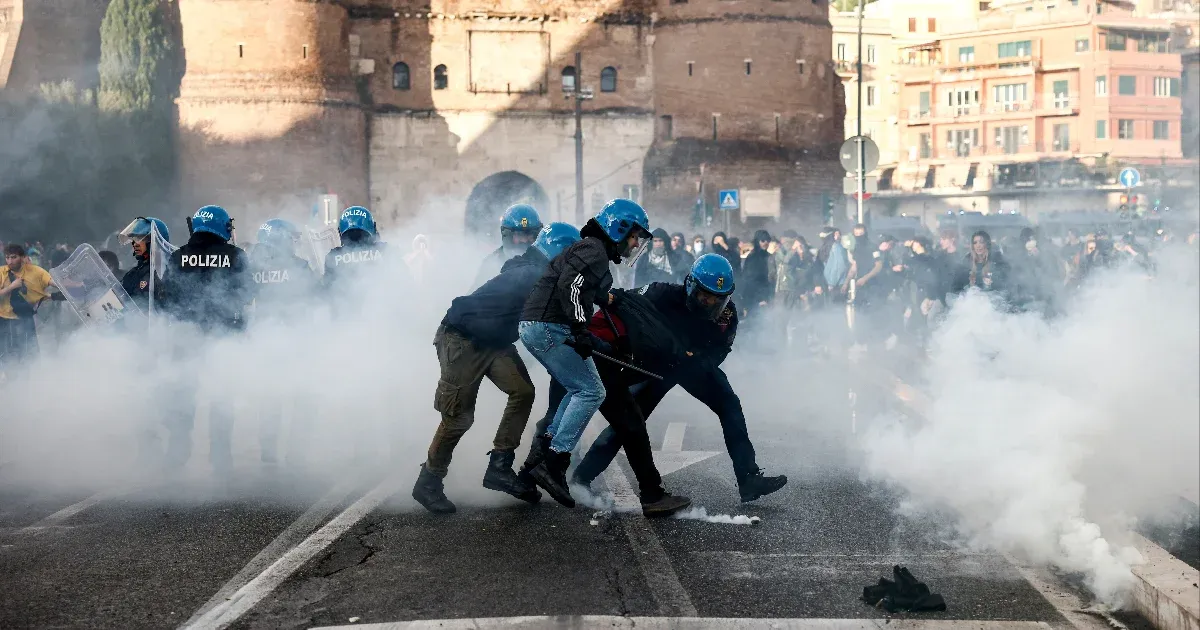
[600, 66, 617, 93]
[392, 62, 410, 90]
[561, 66, 577, 92]
[434, 64, 448, 90]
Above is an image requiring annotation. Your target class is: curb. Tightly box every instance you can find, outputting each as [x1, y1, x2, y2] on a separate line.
[849, 359, 1200, 630]
[1131, 533, 1200, 630]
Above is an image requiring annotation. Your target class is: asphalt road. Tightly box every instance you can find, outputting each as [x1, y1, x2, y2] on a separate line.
[0, 351, 1186, 629]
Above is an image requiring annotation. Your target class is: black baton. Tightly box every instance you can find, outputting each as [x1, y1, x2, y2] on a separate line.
[565, 340, 663, 380]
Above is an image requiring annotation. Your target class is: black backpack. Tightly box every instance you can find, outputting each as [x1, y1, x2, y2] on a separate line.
[608, 288, 688, 375]
[7, 271, 37, 318]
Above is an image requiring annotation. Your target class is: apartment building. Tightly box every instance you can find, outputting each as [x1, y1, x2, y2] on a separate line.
[831, 0, 984, 181]
[875, 0, 1195, 221]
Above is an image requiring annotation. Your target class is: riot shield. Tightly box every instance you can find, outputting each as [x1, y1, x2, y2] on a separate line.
[49, 244, 144, 327]
[148, 221, 177, 318]
[303, 225, 340, 275]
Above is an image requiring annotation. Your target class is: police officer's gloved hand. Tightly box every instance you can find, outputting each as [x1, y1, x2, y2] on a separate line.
[571, 333, 594, 360]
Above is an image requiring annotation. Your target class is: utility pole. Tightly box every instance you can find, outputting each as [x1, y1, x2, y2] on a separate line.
[574, 51, 585, 224]
[855, 0, 865, 227]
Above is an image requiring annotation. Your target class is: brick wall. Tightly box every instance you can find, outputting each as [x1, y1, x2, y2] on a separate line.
[2, 0, 110, 95]
[352, 15, 653, 114]
[176, 0, 367, 224]
[643, 140, 845, 236]
[368, 109, 653, 232]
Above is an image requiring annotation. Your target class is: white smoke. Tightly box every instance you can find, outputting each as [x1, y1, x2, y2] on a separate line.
[672, 506, 761, 526]
[860, 247, 1200, 606]
[0, 201, 507, 505]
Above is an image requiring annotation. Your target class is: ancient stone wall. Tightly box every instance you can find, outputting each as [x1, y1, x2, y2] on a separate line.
[1, 0, 110, 94]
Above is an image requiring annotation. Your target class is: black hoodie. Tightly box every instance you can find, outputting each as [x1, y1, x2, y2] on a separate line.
[444, 247, 550, 349]
[739, 229, 773, 306]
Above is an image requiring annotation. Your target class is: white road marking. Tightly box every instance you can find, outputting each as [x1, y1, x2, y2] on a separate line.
[16, 485, 139, 534]
[180, 477, 366, 627]
[652, 422, 720, 476]
[180, 473, 402, 630]
[661, 422, 686, 452]
[312, 616, 1059, 629]
[601, 465, 698, 617]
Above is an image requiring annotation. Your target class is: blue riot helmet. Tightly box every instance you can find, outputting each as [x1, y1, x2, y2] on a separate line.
[118, 217, 170, 244]
[187, 205, 234, 241]
[533, 222, 581, 261]
[684, 254, 735, 321]
[338, 206, 377, 243]
[257, 218, 301, 253]
[499, 203, 543, 256]
[594, 198, 652, 266]
[118, 217, 170, 260]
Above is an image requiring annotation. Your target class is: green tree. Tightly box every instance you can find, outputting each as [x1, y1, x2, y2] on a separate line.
[833, 0, 879, 12]
[98, 0, 180, 114]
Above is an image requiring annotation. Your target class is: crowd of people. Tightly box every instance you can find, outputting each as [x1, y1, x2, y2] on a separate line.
[625, 219, 1199, 351]
[1, 200, 1196, 522]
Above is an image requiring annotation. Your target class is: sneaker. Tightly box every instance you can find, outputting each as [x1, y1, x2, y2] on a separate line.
[738, 471, 788, 503]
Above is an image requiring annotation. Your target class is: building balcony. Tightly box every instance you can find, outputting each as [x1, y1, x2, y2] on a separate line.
[835, 59, 877, 81]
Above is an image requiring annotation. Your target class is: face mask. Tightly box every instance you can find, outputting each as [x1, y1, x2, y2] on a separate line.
[1025, 240, 1037, 252]
[693, 241, 703, 253]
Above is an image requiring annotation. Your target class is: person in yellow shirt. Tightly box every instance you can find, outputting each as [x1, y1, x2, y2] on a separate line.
[1, 243, 55, 364]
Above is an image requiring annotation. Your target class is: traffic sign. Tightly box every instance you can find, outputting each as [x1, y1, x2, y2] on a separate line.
[850, 192, 873, 201]
[718, 189, 740, 211]
[1119, 167, 1141, 188]
[839, 135, 880, 173]
[844, 176, 878, 194]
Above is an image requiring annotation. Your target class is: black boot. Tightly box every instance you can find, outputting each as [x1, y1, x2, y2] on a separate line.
[517, 434, 551, 486]
[483, 449, 541, 504]
[640, 489, 692, 518]
[738, 470, 788, 503]
[412, 464, 456, 514]
[529, 451, 575, 508]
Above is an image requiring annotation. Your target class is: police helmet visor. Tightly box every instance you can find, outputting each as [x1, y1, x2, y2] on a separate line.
[622, 226, 653, 268]
[687, 283, 731, 322]
[117, 218, 152, 245]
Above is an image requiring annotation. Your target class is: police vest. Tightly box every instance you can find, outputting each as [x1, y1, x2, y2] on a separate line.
[181, 253, 233, 268]
[333, 249, 383, 266]
[253, 269, 293, 284]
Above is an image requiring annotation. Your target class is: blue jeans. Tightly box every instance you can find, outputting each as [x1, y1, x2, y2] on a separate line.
[518, 321, 605, 454]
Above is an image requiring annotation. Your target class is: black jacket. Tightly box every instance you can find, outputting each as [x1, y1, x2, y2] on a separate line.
[472, 246, 508, 290]
[521, 222, 616, 337]
[121, 257, 155, 313]
[444, 247, 549, 349]
[323, 240, 388, 288]
[159, 232, 253, 332]
[639, 282, 738, 372]
[251, 247, 318, 322]
[952, 251, 1009, 294]
[740, 248, 772, 306]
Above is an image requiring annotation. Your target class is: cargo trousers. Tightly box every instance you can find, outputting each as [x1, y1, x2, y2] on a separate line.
[425, 325, 536, 477]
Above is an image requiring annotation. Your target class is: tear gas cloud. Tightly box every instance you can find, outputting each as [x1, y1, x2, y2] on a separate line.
[0, 200, 523, 509]
[859, 247, 1200, 607]
[1, 195, 1197, 611]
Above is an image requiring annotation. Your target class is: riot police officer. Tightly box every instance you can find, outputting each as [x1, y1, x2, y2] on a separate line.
[116, 216, 171, 313]
[473, 204, 543, 288]
[158, 205, 253, 477]
[324, 206, 387, 290]
[251, 218, 319, 465]
[573, 254, 788, 503]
